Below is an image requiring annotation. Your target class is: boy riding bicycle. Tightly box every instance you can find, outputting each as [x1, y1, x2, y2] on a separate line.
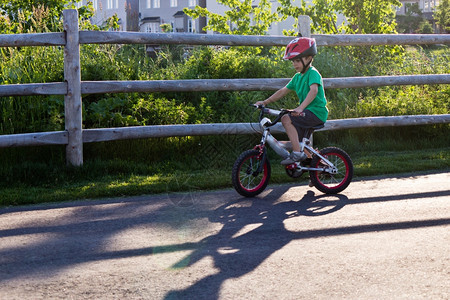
[255, 37, 328, 165]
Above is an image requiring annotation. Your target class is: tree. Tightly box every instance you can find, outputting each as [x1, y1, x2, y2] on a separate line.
[335, 0, 400, 33]
[183, 0, 280, 35]
[278, 0, 401, 34]
[405, 3, 422, 17]
[396, 3, 424, 33]
[277, 0, 338, 35]
[0, 0, 99, 33]
[434, 0, 450, 33]
[160, 23, 173, 33]
[418, 20, 433, 34]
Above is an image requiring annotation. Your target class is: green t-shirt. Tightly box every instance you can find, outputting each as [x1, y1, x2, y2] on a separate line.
[286, 66, 328, 122]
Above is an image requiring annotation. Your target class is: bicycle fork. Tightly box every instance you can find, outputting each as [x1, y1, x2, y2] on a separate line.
[301, 143, 338, 174]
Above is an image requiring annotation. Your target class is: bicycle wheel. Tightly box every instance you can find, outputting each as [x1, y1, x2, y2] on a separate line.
[309, 147, 353, 194]
[232, 149, 271, 197]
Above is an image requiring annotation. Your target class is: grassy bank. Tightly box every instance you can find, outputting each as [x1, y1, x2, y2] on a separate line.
[0, 145, 448, 207]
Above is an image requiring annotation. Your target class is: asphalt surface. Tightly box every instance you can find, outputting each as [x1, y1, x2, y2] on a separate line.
[0, 171, 449, 299]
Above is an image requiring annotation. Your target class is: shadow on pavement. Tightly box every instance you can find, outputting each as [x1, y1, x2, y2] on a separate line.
[0, 185, 448, 300]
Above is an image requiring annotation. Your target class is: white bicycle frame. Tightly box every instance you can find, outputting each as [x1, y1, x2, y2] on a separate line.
[259, 108, 338, 174]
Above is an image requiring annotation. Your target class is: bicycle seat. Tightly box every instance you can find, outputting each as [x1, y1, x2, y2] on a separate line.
[303, 123, 325, 139]
[311, 124, 325, 130]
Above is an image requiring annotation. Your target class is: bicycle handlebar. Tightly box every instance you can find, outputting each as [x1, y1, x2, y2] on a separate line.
[249, 104, 289, 127]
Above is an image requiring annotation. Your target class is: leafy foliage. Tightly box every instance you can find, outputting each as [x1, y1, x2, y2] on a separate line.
[396, 15, 425, 34]
[435, 0, 450, 33]
[0, 1, 118, 33]
[334, 0, 400, 34]
[184, 0, 280, 35]
[1, 0, 81, 32]
[277, 0, 400, 34]
[278, 0, 404, 78]
[418, 20, 434, 34]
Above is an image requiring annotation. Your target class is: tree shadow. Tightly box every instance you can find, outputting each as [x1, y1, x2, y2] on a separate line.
[163, 187, 450, 299]
[164, 189, 348, 299]
[0, 195, 209, 282]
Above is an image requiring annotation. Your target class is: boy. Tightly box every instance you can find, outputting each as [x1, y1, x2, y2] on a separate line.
[255, 37, 328, 165]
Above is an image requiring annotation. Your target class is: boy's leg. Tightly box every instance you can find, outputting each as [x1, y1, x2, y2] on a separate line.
[280, 114, 307, 165]
[282, 110, 324, 163]
[281, 115, 301, 152]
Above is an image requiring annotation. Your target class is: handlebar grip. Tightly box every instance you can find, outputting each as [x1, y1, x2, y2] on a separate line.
[249, 104, 265, 110]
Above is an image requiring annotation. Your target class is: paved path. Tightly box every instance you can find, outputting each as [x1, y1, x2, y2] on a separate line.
[0, 172, 449, 299]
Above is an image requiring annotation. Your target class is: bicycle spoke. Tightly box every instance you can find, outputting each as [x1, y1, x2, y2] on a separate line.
[317, 154, 348, 188]
[239, 158, 262, 190]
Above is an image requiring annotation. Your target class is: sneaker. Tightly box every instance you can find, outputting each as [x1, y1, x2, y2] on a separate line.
[280, 151, 307, 165]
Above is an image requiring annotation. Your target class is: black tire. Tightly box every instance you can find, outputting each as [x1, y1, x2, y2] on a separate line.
[232, 149, 271, 197]
[309, 147, 353, 194]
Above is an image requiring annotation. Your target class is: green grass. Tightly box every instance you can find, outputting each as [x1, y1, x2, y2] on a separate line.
[0, 147, 448, 207]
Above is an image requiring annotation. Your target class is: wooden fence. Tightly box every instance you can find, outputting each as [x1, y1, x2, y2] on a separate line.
[0, 9, 449, 166]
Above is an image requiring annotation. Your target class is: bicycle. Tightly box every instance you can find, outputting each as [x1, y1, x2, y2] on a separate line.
[232, 105, 353, 197]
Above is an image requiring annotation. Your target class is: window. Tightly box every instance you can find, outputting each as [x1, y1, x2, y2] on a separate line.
[188, 19, 195, 33]
[153, 0, 160, 8]
[145, 23, 159, 33]
[107, 0, 118, 9]
[92, 0, 97, 10]
[189, 0, 196, 7]
[147, 0, 151, 9]
[171, 0, 178, 7]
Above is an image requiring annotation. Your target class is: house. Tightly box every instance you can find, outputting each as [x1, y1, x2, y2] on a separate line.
[396, 0, 441, 32]
[139, 0, 206, 33]
[396, 0, 440, 20]
[74, 0, 132, 31]
[79, 0, 126, 29]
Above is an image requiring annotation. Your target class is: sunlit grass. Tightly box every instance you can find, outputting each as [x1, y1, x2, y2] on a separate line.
[0, 148, 448, 207]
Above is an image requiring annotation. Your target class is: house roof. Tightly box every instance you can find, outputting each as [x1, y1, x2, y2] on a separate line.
[141, 17, 161, 23]
[173, 11, 185, 17]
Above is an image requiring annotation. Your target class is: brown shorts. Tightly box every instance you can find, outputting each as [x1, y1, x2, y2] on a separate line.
[288, 109, 324, 139]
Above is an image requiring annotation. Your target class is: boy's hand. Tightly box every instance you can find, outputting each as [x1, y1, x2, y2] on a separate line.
[290, 108, 305, 117]
[254, 101, 265, 106]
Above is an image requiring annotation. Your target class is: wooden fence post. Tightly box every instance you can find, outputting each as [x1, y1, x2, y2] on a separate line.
[298, 15, 311, 38]
[63, 9, 83, 166]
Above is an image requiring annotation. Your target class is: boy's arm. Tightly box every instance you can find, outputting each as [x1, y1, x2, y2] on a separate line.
[255, 87, 291, 106]
[292, 84, 318, 115]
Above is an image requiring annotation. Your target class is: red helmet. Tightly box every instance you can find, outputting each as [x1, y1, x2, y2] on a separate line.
[283, 37, 317, 60]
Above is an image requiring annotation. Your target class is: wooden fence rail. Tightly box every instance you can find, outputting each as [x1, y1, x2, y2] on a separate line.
[77, 31, 450, 47]
[0, 9, 449, 166]
[2, 114, 449, 148]
[1, 75, 450, 96]
[78, 74, 450, 93]
[1, 75, 450, 97]
[2, 31, 450, 48]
